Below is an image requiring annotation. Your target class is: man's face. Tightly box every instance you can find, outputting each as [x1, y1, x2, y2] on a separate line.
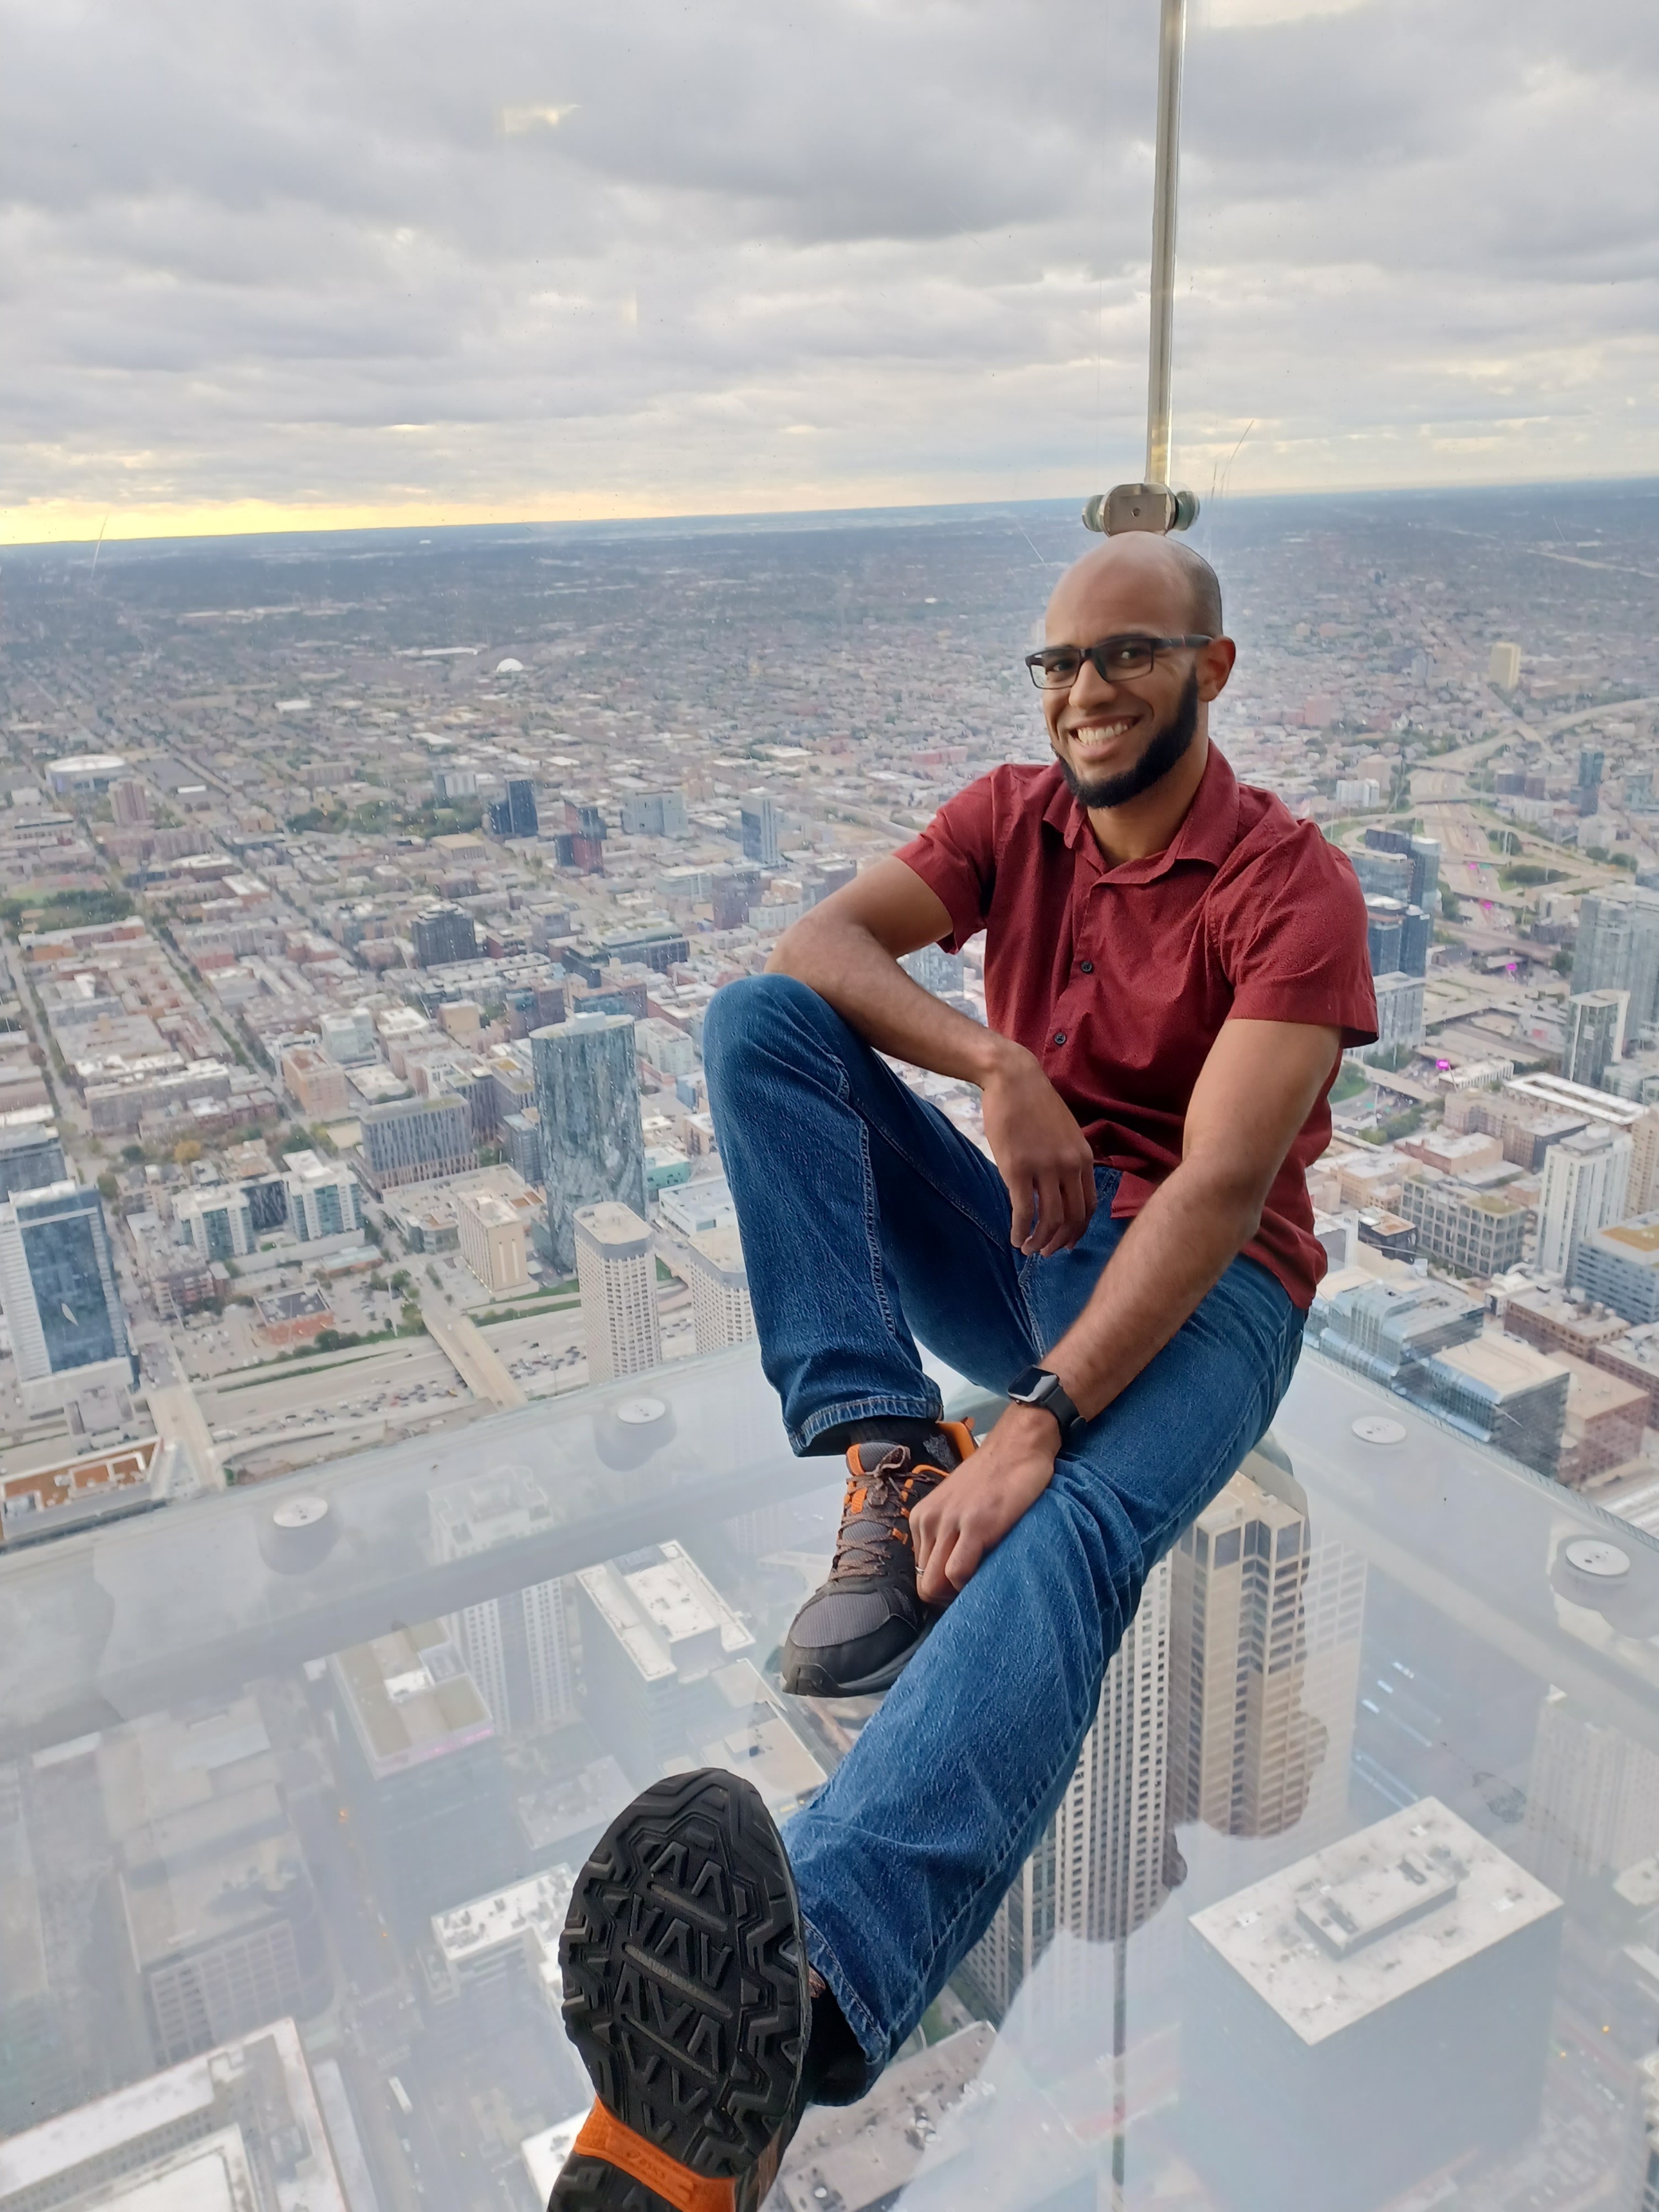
[1041, 550, 1231, 810]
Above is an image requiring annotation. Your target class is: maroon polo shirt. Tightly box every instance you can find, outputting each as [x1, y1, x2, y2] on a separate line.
[895, 745, 1377, 1309]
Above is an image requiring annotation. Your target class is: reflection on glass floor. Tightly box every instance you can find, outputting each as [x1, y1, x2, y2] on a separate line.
[2, 1343, 1659, 2211]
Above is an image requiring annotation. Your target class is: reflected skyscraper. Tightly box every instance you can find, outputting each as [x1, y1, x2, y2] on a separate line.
[958, 1552, 1175, 2027]
[1168, 1449, 1366, 1844]
[430, 1469, 577, 1737]
[1521, 1686, 1659, 1899]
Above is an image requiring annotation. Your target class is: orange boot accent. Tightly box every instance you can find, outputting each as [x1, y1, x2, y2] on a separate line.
[570, 2104, 736, 2212]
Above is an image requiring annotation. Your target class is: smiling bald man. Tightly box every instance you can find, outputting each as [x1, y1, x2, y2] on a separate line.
[548, 536, 1377, 2212]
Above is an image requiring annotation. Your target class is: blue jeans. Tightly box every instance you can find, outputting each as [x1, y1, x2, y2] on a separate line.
[702, 975, 1304, 2072]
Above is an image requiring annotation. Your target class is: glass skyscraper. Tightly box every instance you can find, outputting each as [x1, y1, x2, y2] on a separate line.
[0, 1181, 132, 1388]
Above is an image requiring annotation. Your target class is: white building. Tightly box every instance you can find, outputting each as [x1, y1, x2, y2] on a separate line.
[684, 1224, 755, 1353]
[282, 1149, 363, 1244]
[657, 1176, 735, 1240]
[1537, 1122, 1633, 1278]
[0, 2017, 349, 2212]
[1489, 641, 1522, 689]
[574, 1201, 661, 1381]
[318, 1007, 378, 1064]
[172, 1182, 255, 1260]
[636, 1017, 697, 1080]
[1184, 1799, 1561, 2207]
[428, 1865, 575, 2013]
[1335, 778, 1381, 810]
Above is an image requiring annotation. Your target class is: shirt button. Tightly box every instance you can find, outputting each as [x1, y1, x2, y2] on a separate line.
[1079, 960, 1094, 974]
[1054, 1031, 1067, 1046]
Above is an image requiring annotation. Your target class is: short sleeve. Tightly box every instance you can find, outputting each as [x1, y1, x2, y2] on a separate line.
[1212, 828, 1378, 1047]
[894, 776, 1000, 953]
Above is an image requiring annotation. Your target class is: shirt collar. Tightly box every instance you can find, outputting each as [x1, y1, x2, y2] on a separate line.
[1044, 743, 1241, 883]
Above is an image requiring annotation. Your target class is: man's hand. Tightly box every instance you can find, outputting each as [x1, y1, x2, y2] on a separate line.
[980, 1044, 1097, 1256]
[912, 1406, 1062, 1603]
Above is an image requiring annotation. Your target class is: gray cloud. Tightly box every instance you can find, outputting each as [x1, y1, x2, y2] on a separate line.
[1, 0, 1655, 534]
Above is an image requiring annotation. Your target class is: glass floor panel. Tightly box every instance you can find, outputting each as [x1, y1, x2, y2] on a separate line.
[2, 1342, 1657, 2211]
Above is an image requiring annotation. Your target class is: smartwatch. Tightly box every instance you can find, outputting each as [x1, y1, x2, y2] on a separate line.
[1007, 1365, 1084, 1445]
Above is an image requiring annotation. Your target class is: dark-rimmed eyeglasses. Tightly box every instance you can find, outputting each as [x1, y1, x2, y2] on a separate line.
[1024, 634, 1214, 690]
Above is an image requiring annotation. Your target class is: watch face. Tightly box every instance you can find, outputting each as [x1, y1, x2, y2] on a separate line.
[1009, 1367, 1051, 1403]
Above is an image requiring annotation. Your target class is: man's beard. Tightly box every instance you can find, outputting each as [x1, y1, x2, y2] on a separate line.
[1057, 668, 1200, 810]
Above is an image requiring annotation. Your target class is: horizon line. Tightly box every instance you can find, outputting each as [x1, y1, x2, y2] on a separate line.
[3, 467, 1657, 555]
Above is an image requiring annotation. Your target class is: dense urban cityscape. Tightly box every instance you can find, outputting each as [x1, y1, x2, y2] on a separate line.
[4, 477, 1659, 2210]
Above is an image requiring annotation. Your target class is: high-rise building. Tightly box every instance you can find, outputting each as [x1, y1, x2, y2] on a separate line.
[1351, 971, 1422, 1061]
[1361, 897, 1431, 980]
[329, 1619, 514, 1938]
[0, 1122, 66, 1204]
[282, 1149, 363, 1242]
[97, 1699, 328, 2065]
[1409, 1333, 1569, 1475]
[173, 1182, 255, 1260]
[110, 776, 151, 826]
[1184, 1799, 1560, 2212]
[1168, 1456, 1366, 1846]
[1564, 988, 1629, 1089]
[740, 790, 782, 867]
[1489, 640, 1522, 688]
[456, 1185, 530, 1295]
[957, 1554, 1175, 2029]
[575, 1201, 661, 1381]
[1307, 1274, 1483, 1384]
[506, 775, 539, 837]
[430, 1471, 578, 1737]
[0, 1181, 132, 1408]
[684, 1224, 756, 1352]
[621, 790, 689, 838]
[1538, 1121, 1633, 1277]
[574, 1540, 758, 1781]
[1395, 1169, 1530, 1276]
[900, 943, 967, 996]
[359, 1092, 477, 1189]
[0, 2017, 350, 2212]
[412, 902, 479, 967]
[1573, 886, 1659, 1040]
[532, 1012, 648, 1272]
[279, 1043, 349, 1119]
[317, 1006, 376, 1064]
[1521, 1685, 1659, 1899]
[1571, 1212, 1659, 1324]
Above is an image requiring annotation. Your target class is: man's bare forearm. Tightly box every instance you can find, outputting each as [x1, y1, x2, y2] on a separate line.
[1043, 1160, 1265, 1420]
[767, 913, 1015, 1086]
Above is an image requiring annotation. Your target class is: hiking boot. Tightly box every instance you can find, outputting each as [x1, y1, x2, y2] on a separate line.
[780, 1421, 975, 1698]
[550, 1768, 809, 2212]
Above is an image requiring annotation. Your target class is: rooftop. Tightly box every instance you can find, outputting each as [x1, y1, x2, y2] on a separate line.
[1188, 1797, 1561, 2044]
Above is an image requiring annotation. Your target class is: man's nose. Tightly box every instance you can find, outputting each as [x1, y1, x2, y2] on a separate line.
[1068, 657, 1122, 708]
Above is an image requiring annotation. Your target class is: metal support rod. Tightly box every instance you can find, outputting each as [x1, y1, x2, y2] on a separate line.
[1145, 0, 1188, 488]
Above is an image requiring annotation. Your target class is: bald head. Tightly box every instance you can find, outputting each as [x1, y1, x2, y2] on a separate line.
[1046, 534, 1224, 641]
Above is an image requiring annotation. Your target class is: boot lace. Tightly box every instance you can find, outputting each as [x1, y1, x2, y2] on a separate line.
[829, 1449, 946, 1579]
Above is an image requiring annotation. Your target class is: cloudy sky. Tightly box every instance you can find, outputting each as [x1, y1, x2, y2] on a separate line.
[2, 0, 1655, 543]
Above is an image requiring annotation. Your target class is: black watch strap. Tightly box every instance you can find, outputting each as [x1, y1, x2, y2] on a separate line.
[1006, 1365, 1084, 1443]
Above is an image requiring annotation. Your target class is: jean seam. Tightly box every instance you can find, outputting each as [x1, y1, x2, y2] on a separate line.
[802, 1918, 885, 2069]
[791, 1391, 944, 1453]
